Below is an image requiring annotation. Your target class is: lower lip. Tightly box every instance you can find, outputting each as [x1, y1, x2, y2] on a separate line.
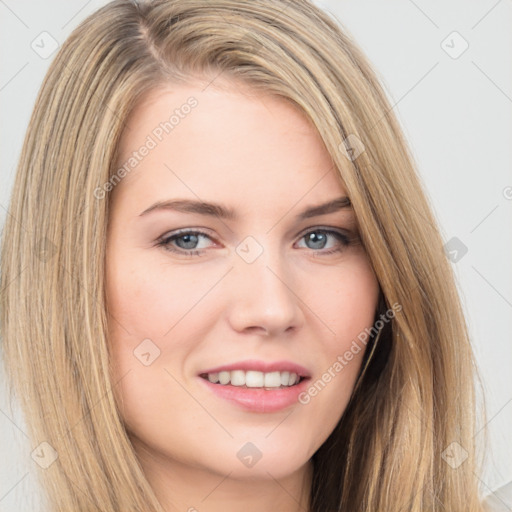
[198, 377, 310, 413]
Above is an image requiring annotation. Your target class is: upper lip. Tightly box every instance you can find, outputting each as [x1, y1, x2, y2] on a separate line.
[199, 359, 311, 378]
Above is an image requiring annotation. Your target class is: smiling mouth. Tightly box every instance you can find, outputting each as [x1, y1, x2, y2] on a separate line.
[199, 370, 307, 389]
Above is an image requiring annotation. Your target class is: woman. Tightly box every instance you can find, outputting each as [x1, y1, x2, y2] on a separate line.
[0, 0, 487, 510]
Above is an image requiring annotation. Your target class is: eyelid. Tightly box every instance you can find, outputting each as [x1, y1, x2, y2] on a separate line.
[296, 224, 351, 238]
[157, 228, 219, 248]
[157, 225, 353, 244]
[294, 226, 353, 250]
[156, 224, 356, 257]
[158, 227, 218, 242]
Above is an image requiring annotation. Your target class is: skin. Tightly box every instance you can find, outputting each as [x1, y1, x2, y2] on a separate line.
[105, 77, 380, 512]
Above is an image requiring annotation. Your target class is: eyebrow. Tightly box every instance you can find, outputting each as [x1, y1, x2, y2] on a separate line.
[139, 196, 351, 221]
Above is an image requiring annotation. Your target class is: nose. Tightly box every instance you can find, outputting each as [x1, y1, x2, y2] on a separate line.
[226, 248, 304, 337]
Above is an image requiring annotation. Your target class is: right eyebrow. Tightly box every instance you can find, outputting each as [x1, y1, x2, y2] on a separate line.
[139, 199, 237, 220]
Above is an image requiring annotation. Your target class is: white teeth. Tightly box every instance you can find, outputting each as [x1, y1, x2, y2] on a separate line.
[218, 371, 230, 385]
[230, 370, 246, 386]
[245, 371, 264, 387]
[208, 372, 219, 383]
[204, 369, 303, 388]
[264, 371, 281, 387]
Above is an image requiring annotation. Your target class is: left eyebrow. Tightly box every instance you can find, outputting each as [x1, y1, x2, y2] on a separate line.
[295, 196, 352, 220]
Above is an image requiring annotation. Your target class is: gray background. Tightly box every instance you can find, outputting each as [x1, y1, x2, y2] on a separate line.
[1, 0, 511, 510]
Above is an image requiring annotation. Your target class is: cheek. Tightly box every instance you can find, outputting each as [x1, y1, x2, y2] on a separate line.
[295, 256, 379, 420]
[105, 264, 197, 445]
[105, 250, 206, 343]
[106, 258, 166, 331]
[104, 254, 220, 430]
[306, 254, 380, 350]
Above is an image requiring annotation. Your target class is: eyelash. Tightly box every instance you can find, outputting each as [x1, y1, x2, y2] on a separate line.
[155, 227, 353, 257]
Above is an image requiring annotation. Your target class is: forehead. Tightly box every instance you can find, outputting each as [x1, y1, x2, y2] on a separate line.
[113, 79, 347, 211]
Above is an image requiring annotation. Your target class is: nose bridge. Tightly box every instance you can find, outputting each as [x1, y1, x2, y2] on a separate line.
[227, 235, 302, 334]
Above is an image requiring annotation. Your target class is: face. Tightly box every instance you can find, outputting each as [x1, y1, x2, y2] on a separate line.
[105, 79, 380, 486]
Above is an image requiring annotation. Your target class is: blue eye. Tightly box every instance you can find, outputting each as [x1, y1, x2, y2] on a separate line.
[297, 229, 350, 254]
[156, 228, 352, 257]
[157, 230, 214, 256]
[171, 232, 204, 250]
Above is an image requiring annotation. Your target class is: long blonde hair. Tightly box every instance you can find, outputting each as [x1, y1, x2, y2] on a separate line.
[0, 0, 486, 510]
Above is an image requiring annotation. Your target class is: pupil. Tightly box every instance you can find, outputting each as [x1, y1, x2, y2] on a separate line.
[177, 234, 199, 249]
[307, 232, 326, 249]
